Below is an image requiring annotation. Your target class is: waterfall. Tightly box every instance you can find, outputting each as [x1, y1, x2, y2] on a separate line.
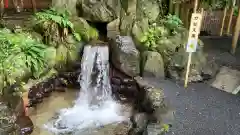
[44, 45, 126, 134]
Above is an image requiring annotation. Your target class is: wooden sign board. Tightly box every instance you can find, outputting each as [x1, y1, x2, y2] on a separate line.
[186, 13, 203, 52]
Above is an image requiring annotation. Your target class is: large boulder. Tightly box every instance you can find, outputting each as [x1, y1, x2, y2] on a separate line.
[142, 51, 165, 79]
[132, 19, 149, 45]
[110, 35, 140, 77]
[71, 17, 99, 41]
[77, 0, 120, 22]
[52, 0, 78, 15]
[0, 100, 21, 135]
[168, 46, 208, 82]
[107, 18, 120, 40]
[136, 0, 160, 23]
[2, 89, 34, 135]
[133, 76, 174, 133]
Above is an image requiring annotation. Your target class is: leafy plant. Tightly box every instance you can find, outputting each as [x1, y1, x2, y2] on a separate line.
[0, 28, 47, 94]
[140, 23, 168, 50]
[33, 7, 81, 45]
[234, 6, 238, 16]
[163, 14, 183, 34]
[160, 124, 170, 134]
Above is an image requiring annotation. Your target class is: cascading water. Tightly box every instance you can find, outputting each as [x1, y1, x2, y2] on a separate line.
[44, 45, 127, 134]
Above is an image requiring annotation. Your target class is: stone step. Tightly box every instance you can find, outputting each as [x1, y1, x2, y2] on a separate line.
[211, 66, 240, 95]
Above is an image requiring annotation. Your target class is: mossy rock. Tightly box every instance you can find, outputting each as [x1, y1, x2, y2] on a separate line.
[44, 47, 57, 68]
[55, 44, 68, 70]
[142, 51, 165, 79]
[67, 42, 84, 65]
[71, 17, 99, 42]
[132, 19, 149, 50]
[136, 0, 160, 23]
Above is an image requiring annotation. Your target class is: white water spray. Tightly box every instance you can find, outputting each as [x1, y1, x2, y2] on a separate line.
[44, 45, 126, 134]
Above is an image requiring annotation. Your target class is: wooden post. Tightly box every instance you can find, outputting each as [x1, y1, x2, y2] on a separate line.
[220, 7, 227, 36]
[0, 0, 4, 18]
[227, 0, 236, 35]
[227, 8, 234, 34]
[184, 0, 202, 88]
[31, 0, 36, 12]
[231, 7, 240, 54]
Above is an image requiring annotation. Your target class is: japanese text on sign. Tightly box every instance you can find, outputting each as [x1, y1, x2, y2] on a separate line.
[186, 13, 202, 52]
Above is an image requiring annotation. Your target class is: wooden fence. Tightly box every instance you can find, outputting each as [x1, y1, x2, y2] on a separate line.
[201, 10, 237, 36]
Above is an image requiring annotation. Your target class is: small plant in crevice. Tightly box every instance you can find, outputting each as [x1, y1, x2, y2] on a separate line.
[0, 28, 47, 94]
[140, 23, 169, 50]
[33, 7, 81, 46]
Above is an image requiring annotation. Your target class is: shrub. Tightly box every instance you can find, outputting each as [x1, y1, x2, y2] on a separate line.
[0, 28, 47, 94]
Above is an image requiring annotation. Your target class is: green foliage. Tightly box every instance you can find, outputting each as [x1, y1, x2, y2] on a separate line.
[160, 124, 170, 134]
[0, 28, 47, 94]
[140, 14, 183, 50]
[140, 24, 168, 50]
[234, 6, 238, 16]
[33, 7, 81, 44]
[163, 14, 183, 34]
[200, 0, 235, 9]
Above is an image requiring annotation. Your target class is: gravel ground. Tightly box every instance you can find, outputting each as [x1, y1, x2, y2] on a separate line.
[144, 78, 240, 135]
[145, 37, 240, 135]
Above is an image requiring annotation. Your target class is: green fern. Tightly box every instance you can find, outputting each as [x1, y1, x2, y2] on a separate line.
[33, 7, 81, 42]
[0, 29, 47, 91]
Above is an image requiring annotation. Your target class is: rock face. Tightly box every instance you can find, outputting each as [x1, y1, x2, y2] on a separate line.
[0, 94, 34, 135]
[107, 19, 120, 40]
[110, 35, 140, 77]
[77, 0, 120, 22]
[110, 66, 174, 135]
[0, 101, 21, 135]
[1, 86, 34, 135]
[167, 45, 218, 83]
[142, 51, 165, 79]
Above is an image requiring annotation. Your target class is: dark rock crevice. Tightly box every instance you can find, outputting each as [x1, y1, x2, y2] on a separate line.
[87, 21, 108, 41]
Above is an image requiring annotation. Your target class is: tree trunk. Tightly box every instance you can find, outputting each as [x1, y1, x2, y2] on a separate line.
[169, 0, 173, 14]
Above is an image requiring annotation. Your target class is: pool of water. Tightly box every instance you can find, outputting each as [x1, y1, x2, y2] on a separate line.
[29, 90, 77, 135]
[28, 89, 132, 135]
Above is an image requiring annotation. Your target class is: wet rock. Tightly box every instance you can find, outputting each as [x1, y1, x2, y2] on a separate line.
[122, 78, 137, 86]
[0, 101, 21, 135]
[143, 123, 169, 135]
[28, 86, 44, 107]
[141, 87, 165, 113]
[152, 99, 175, 126]
[134, 77, 174, 125]
[142, 51, 165, 79]
[134, 76, 153, 91]
[16, 116, 34, 135]
[111, 77, 122, 85]
[110, 35, 140, 77]
[129, 113, 148, 134]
